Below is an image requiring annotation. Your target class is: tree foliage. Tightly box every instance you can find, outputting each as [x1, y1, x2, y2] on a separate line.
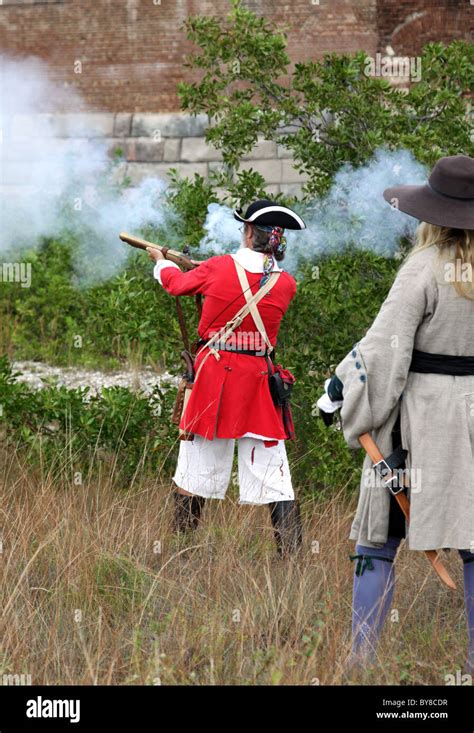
[179, 0, 473, 201]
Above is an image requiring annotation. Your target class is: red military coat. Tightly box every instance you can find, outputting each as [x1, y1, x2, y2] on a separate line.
[155, 248, 297, 440]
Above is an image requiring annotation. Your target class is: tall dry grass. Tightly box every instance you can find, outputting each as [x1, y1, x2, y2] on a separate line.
[0, 444, 468, 686]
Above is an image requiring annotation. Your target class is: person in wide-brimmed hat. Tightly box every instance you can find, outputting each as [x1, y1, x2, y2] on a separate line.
[148, 199, 306, 555]
[318, 154, 474, 670]
[383, 153, 474, 230]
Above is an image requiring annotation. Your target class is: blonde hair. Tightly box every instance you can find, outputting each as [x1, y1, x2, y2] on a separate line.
[410, 222, 474, 300]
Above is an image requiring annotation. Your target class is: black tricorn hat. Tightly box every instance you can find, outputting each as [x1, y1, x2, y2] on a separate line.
[234, 199, 306, 230]
[383, 154, 474, 230]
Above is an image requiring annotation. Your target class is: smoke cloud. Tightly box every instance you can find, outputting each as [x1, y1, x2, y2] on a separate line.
[200, 149, 428, 271]
[1, 56, 428, 284]
[0, 56, 168, 283]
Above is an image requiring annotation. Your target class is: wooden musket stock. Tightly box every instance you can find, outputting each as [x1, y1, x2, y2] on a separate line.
[119, 232, 198, 271]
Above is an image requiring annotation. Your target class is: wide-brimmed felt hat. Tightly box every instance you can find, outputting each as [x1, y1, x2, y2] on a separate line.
[383, 154, 474, 230]
[234, 199, 306, 230]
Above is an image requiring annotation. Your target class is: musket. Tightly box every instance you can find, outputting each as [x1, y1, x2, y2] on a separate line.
[119, 230, 203, 344]
[119, 231, 204, 434]
[119, 232, 198, 271]
[359, 432, 457, 591]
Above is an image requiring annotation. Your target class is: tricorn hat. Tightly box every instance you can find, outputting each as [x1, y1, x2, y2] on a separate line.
[383, 154, 474, 230]
[234, 199, 306, 230]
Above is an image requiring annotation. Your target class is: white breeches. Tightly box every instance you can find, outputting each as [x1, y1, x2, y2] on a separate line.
[173, 435, 294, 505]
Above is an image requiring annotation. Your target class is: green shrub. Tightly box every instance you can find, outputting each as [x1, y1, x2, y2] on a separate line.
[0, 355, 178, 483]
[0, 236, 199, 369]
[0, 244, 400, 492]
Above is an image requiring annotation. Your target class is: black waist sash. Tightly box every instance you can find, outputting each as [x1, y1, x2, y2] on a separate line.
[221, 347, 266, 356]
[410, 349, 474, 376]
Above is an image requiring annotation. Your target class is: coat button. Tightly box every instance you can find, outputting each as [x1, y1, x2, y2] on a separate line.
[355, 361, 361, 369]
[224, 366, 232, 371]
[359, 374, 366, 382]
[352, 350, 357, 358]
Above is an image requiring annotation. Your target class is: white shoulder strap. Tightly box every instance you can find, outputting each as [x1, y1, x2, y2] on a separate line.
[193, 267, 279, 382]
[234, 260, 275, 354]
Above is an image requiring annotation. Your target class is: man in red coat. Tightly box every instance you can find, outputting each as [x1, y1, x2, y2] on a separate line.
[148, 200, 306, 555]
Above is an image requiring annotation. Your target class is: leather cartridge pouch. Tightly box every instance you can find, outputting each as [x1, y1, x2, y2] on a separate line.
[268, 363, 295, 407]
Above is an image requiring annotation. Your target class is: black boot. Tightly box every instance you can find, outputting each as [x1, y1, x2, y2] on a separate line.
[174, 493, 206, 533]
[269, 500, 303, 556]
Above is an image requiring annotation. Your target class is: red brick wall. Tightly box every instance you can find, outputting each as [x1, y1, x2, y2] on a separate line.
[0, 0, 471, 112]
[376, 0, 474, 56]
[0, 0, 378, 112]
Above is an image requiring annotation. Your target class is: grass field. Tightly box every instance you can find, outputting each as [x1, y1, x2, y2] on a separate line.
[0, 446, 469, 687]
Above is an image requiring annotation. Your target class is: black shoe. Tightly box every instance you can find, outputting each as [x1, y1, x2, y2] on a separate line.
[174, 493, 206, 533]
[269, 500, 303, 556]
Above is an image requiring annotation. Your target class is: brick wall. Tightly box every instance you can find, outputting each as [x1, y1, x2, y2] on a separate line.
[0, 0, 379, 113]
[376, 0, 473, 56]
[0, 1, 470, 112]
[1, 1, 471, 193]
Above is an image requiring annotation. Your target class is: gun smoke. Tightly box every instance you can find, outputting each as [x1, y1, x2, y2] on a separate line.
[201, 149, 427, 270]
[0, 56, 427, 285]
[0, 56, 169, 283]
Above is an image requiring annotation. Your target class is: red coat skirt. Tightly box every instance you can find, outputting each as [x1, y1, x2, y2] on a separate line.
[160, 253, 297, 440]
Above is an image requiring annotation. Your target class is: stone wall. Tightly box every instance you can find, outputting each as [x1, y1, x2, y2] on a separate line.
[27, 111, 309, 196]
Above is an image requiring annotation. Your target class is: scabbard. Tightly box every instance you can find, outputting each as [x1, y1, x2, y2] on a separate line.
[359, 432, 456, 591]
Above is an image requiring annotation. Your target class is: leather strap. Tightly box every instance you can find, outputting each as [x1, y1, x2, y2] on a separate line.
[193, 270, 279, 383]
[234, 260, 275, 354]
[358, 432, 456, 591]
[195, 293, 203, 318]
[385, 444, 409, 474]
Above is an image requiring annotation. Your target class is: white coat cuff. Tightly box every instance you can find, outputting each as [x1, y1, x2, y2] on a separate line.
[153, 260, 180, 285]
[317, 392, 343, 414]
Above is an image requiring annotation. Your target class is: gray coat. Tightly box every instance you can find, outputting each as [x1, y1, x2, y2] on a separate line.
[336, 245, 474, 551]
